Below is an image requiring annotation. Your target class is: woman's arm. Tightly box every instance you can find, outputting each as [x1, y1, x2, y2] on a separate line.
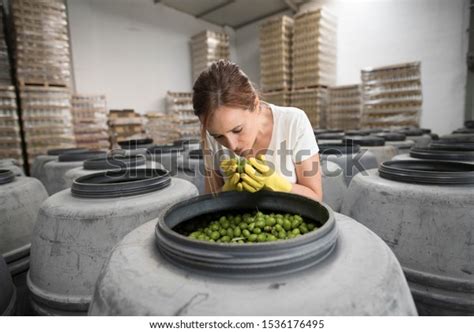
[292, 154, 323, 202]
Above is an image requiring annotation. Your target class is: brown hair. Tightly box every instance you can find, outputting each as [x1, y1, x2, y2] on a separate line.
[193, 60, 259, 193]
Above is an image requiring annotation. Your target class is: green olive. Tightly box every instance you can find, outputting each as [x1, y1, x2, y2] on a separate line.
[239, 222, 248, 230]
[299, 224, 309, 234]
[248, 222, 255, 231]
[248, 234, 258, 242]
[211, 231, 220, 240]
[256, 220, 265, 229]
[307, 223, 316, 231]
[242, 229, 251, 238]
[257, 234, 267, 242]
[219, 228, 227, 236]
[266, 217, 276, 227]
[226, 228, 234, 237]
[291, 219, 302, 229]
[253, 227, 262, 235]
[234, 227, 241, 237]
[292, 228, 301, 235]
[267, 234, 278, 241]
[221, 235, 231, 243]
[283, 220, 292, 231]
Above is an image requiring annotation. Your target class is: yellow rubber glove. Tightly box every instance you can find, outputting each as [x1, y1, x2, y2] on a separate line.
[239, 163, 264, 193]
[246, 155, 292, 192]
[220, 158, 238, 176]
[222, 172, 243, 192]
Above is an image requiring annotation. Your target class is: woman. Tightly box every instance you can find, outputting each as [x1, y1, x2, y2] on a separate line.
[193, 60, 323, 202]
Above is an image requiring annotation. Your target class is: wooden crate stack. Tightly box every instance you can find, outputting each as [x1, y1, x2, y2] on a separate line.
[290, 88, 328, 127]
[191, 30, 230, 83]
[260, 15, 293, 106]
[11, 0, 75, 168]
[361, 62, 422, 129]
[145, 112, 180, 145]
[12, 0, 71, 87]
[327, 84, 362, 130]
[20, 86, 75, 166]
[72, 94, 109, 150]
[0, 86, 22, 165]
[292, 8, 337, 89]
[0, 3, 12, 85]
[108, 109, 145, 146]
[291, 8, 337, 128]
[167, 91, 200, 139]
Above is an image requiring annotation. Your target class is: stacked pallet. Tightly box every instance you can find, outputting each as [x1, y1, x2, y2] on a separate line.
[145, 112, 180, 145]
[191, 30, 230, 83]
[167, 91, 200, 139]
[327, 84, 361, 130]
[262, 90, 291, 107]
[20, 86, 75, 166]
[11, 0, 74, 169]
[0, 3, 12, 85]
[108, 109, 145, 146]
[260, 16, 293, 106]
[0, 86, 22, 165]
[12, 0, 71, 86]
[292, 8, 337, 89]
[361, 62, 422, 129]
[72, 95, 109, 150]
[290, 88, 328, 128]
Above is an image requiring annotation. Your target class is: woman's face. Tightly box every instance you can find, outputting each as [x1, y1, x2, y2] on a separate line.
[205, 105, 259, 156]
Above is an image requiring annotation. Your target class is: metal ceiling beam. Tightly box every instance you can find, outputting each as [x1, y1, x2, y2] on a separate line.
[233, 7, 289, 30]
[196, 0, 235, 18]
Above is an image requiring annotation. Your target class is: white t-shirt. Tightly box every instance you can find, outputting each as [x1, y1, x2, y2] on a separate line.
[206, 103, 319, 184]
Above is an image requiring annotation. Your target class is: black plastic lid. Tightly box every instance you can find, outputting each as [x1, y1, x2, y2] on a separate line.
[47, 148, 88, 156]
[375, 132, 406, 142]
[343, 135, 385, 146]
[188, 149, 203, 159]
[83, 155, 146, 170]
[430, 133, 439, 141]
[379, 160, 474, 185]
[173, 138, 200, 146]
[409, 147, 474, 162]
[313, 129, 343, 135]
[118, 138, 154, 149]
[420, 128, 432, 134]
[453, 128, 474, 134]
[0, 169, 15, 185]
[318, 143, 361, 155]
[58, 150, 107, 162]
[465, 120, 474, 129]
[71, 168, 171, 198]
[429, 142, 474, 152]
[439, 134, 474, 143]
[345, 129, 370, 136]
[316, 133, 345, 140]
[147, 144, 185, 154]
[397, 128, 424, 137]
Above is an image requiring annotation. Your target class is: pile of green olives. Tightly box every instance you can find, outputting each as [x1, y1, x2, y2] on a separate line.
[182, 211, 318, 243]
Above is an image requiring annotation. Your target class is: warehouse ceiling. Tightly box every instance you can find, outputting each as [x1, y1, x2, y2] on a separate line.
[155, 0, 309, 29]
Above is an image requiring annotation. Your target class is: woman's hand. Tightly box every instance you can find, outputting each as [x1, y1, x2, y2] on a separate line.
[243, 155, 292, 193]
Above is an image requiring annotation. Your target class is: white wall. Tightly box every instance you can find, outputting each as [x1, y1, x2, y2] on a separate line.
[235, 0, 470, 135]
[67, 0, 229, 114]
